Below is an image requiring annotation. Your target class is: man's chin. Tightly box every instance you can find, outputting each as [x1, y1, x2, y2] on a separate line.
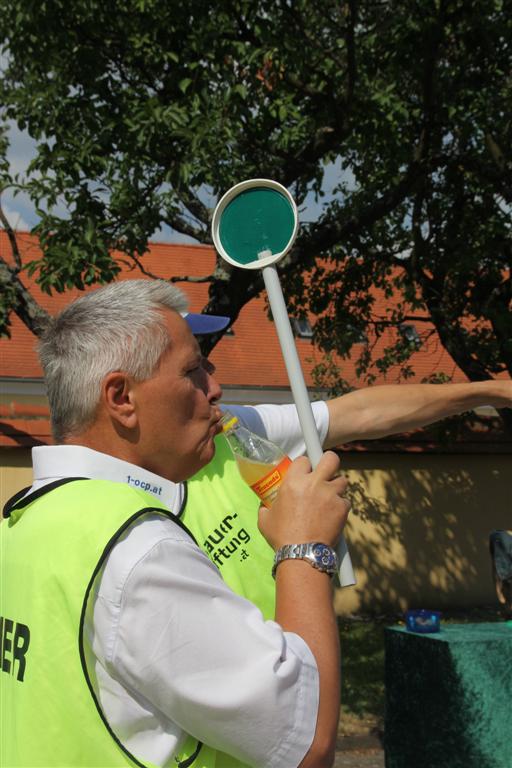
[203, 437, 217, 463]
[171, 438, 218, 482]
[188, 438, 217, 479]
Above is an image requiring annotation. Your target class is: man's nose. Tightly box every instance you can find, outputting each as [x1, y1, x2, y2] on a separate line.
[201, 356, 222, 402]
[208, 371, 223, 403]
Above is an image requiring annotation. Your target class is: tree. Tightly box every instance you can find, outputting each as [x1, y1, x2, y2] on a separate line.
[1, 0, 511, 431]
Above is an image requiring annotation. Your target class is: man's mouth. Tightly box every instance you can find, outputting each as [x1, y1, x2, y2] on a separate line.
[210, 411, 223, 436]
[212, 419, 223, 436]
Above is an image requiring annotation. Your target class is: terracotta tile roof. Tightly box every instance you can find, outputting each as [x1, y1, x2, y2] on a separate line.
[3, 231, 506, 451]
[0, 230, 467, 386]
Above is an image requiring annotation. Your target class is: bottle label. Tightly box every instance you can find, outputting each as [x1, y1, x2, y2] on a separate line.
[250, 456, 292, 507]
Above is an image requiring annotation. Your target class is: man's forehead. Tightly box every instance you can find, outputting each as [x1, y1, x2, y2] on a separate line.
[160, 308, 192, 335]
[167, 311, 201, 352]
[186, 338, 203, 360]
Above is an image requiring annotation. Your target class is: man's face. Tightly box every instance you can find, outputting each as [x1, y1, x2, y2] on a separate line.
[131, 310, 223, 482]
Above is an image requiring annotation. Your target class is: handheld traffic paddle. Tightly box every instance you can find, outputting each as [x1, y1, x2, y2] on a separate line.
[212, 178, 355, 587]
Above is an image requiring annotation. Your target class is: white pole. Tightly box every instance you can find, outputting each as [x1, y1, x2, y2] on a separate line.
[260, 256, 355, 587]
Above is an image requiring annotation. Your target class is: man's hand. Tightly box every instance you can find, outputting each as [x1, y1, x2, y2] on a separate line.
[258, 450, 351, 551]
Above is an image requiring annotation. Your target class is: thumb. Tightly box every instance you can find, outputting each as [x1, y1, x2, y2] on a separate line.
[257, 503, 272, 536]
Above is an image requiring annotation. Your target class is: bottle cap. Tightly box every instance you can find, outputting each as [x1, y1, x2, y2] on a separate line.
[220, 414, 239, 433]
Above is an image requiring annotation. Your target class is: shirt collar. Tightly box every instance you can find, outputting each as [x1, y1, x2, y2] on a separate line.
[31, 445, 182, 512]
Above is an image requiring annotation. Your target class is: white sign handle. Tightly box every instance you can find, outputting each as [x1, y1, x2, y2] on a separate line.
[260, 255, 355, 587]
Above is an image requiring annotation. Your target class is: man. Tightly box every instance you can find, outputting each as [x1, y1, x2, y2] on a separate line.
[489, 529, 512, 617]
[184, 380, 512, 619]
[1, 280, 351, 768]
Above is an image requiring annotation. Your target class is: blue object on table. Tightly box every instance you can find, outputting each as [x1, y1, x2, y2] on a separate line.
[405, 608, 441, 633]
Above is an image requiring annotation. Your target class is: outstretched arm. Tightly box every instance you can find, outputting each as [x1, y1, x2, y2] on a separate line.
[325, 379, 512, 448]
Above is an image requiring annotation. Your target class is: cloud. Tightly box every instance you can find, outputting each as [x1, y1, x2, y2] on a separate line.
[1, 122, 39, 231]
[1, 198, 34, 232]
[6, 121, 38, 178]
[0, 183, 38, 232]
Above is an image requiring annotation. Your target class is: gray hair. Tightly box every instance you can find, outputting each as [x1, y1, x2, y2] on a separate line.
[38, 279, 189, 442]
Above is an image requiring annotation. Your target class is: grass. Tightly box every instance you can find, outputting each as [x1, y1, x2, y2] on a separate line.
[337, 604, 507, 737]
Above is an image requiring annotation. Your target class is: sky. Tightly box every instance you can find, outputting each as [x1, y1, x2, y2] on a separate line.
[2, 122, 36, 232]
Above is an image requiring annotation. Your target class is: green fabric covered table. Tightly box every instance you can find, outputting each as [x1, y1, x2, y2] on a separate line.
[384, 622, 512, 768]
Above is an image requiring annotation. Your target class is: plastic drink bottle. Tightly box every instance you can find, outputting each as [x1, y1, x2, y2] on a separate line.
[221, 412, 292, 507]
[221, 410, 356, 588]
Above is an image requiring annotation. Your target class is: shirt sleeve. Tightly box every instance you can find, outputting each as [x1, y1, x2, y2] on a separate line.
[222, 401, 330, 459]
[92, 515, 319, 768]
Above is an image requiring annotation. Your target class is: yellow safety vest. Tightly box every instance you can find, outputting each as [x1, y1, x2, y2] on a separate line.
[183, 434, 277, 620]
[0, 478, 247, 767]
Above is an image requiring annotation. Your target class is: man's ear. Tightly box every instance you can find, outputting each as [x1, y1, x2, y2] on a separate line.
[103, 372, 138, 429]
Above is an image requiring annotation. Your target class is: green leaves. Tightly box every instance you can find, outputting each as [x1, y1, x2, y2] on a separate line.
[27, 212, 121, 294]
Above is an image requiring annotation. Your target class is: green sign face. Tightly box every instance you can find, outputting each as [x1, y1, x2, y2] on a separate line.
[218, 188, 296, 265]
[212, 180, 298, 269]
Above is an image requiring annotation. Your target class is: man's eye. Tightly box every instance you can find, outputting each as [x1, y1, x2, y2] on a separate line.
[202, 358, 216, 375]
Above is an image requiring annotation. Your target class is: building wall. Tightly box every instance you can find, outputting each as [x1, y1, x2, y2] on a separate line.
[1, 449, 34, 505]
[2, 447, 508, 615]
[335, 451, 510, 614]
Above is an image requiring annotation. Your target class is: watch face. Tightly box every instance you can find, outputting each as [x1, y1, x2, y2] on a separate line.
[312, 543, 337, 571]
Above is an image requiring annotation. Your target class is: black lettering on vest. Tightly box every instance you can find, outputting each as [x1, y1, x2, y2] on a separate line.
[220, 515, 235, 533]
[13, 623, 30, 682]
[203, 515, 240, 554]
[2, 618, 13, 674]
[225, 537, 240, 555]
[208, 528, 224, 545]
[213, 549, 225, 566]
[0, 617, 31, 682]
[210, 528, 252, 567]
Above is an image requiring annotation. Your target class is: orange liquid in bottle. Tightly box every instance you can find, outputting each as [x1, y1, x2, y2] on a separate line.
[235, 455, 292, 507]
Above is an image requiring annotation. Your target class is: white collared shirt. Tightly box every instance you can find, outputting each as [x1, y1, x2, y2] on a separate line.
[26, 402, 330, 768]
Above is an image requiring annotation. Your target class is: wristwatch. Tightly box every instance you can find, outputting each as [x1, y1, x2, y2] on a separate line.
[272, 542, 338, 579]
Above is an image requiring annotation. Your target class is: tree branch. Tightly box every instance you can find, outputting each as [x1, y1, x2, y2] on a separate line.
[178, 188, 211, 226]
[161, 212, 209, 243]
[0, 255, 50, 335]
[168, 274, 214, 284]
[0, 196, 23, 271]
[345, 0, 358, 103]
[120, 253, 166, 281]
[294, 156, 440, 261]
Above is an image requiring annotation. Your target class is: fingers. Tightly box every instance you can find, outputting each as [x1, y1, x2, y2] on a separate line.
[284, 451, 340, 482]
[284, 454, 312, 478]
[329, 470, 349, 494]
[311, 450, 341, 481]
[284, 451, 347, 498]
[258, 449, 352, 552]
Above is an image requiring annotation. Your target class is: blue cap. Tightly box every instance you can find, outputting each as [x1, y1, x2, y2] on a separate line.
[182, 312, 230, 335]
